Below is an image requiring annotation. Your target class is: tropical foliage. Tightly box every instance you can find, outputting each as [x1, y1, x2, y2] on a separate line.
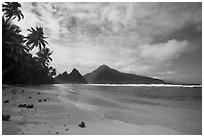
[2, 2, 56, 85]
[26, 27, 48, 51]
[2, 2, 24, 22]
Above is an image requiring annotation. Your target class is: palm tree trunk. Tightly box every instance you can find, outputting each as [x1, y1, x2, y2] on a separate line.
[5, 16, 12, 24]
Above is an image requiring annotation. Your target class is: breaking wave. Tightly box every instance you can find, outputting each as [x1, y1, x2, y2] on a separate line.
[87, 84, 201, 88]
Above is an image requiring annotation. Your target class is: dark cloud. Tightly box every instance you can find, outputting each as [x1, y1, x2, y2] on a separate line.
[31, 2, 38, 7]
[153, 24, 202, 45]
[31, 8, 42, 17]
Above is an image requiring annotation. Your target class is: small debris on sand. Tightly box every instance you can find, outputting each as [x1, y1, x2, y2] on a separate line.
[26, 104, 34, 109]
[66, 129, 69, 131]
[29, 96, 31, 99]
[18, 104, 34, 109]
[39, 100, 42, 102]
[2, 115, 10, 121]
[56, 132, 59, 134]
[38, 93, 40, 95]
[79, 122, 86, 128]
[4, 100, 9, 103]
[22, 104, 27, 107]
[18, 104, 27, 108]
[22, 90, 24, 93]
[64, 124, 66, 126]
[44, 99, 46, 102]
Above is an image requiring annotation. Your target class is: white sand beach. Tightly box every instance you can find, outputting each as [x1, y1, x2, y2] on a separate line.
[2, 84, 202, 135]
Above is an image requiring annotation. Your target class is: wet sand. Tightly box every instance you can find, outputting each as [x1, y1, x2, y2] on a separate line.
[2, 84, 202, 135]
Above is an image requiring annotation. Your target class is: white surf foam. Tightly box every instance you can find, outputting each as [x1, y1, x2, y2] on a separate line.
[87, 84, 201, 88]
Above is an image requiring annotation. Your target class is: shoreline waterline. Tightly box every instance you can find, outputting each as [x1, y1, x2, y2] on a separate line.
[52, 83, 202, 88]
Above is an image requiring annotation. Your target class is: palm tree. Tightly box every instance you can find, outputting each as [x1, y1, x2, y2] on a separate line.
[2, 17, 26, 76]
[36, 47, 53, 67]
[2, 2, 24, 22]
[48, 66, 56, 77]
[25, 26, 48, 51]
[2, 17, 27, 50]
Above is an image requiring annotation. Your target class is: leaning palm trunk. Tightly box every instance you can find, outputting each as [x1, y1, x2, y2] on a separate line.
[5, 16, 12, 24]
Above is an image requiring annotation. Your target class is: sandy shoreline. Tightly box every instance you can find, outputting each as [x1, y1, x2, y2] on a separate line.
[2, 84, 201, 135]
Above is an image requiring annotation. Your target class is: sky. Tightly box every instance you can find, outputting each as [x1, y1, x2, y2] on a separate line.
[13, 2, 202, 84]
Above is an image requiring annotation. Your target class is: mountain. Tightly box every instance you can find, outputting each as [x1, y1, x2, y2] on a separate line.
[84, 65, 165, 84]
[55, 68, 88, 84]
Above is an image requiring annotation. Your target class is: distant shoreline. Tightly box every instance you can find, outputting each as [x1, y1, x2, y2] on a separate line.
[51, 83, 202, 88]
[3, 83, 202, 88]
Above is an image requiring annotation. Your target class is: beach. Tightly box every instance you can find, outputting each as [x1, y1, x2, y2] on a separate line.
[2, 84, 202, 135]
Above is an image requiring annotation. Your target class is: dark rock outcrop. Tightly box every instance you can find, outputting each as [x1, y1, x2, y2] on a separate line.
[2, 115, 10, 121]
[79, 122, 86, 128]
[4, 100, 9, 103]
[84, 64, 165, 84]
[55, 68, 88, 84]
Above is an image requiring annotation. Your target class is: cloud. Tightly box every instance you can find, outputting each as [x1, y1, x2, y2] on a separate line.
[16, 2, 201, 43]
[48, 39, 189, 75]
[138, 39, 188, 63]
[157, 71, 178, 75]
[107, 39, 189, 75]
[12, 2, 201, 76]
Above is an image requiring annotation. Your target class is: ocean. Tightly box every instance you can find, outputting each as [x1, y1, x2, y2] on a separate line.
[51, 84, 202, 109]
